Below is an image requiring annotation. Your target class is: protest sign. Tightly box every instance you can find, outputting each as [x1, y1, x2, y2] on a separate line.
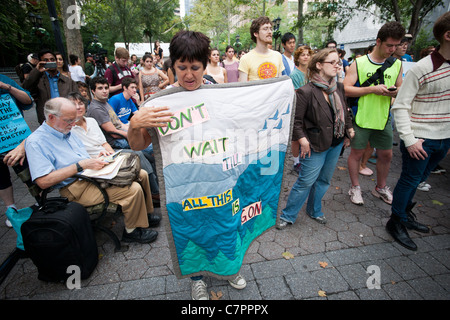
[0, 93, 32, 154]
[145, 77, 295, 279]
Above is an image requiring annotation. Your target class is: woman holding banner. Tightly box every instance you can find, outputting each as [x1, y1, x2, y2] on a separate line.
[0, 74, 33, 228]
[277, 48, 355, 229]
[127, 30, 247, 300]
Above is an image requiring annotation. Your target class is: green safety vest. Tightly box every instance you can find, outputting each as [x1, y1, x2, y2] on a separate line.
[355, 55, 402, 130]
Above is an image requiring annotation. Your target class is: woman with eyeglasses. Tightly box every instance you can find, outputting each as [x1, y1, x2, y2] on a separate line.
[277, 48, 354, 229]
[222, 45, 239, 82]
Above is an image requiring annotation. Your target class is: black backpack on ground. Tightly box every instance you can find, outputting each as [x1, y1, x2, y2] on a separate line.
[21, 198, 98, 282]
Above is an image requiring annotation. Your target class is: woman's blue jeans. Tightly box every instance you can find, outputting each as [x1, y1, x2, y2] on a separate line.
[392, 138, 450, 221]
[280, 141, 343, 223]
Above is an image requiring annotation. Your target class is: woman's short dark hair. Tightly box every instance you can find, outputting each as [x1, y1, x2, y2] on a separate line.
[67, 92, 88, 107]
[169, 31, 211, 71]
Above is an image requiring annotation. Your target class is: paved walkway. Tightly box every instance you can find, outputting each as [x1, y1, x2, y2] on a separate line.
[1, 108, 449, 301]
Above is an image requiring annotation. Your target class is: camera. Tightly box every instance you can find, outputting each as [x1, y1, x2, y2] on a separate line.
[44, 62, 57, 69]
[388, 87, 397, 91]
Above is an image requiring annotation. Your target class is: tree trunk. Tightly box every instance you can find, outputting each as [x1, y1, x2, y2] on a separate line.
[408, 0, 424, 45]
[298, 0, 304, 44]
[60, 0, 85, 69]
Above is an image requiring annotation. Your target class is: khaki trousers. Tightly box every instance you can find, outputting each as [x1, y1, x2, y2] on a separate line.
[60, 169, 153, 229]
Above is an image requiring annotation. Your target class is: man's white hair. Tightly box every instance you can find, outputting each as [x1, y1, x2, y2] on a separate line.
[43, 97, 75, 120]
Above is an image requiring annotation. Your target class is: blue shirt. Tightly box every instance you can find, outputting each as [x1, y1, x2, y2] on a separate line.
[25, 122, 90, 188]
[45, 71, 60, 98]
[401, 54, 413, 62]
[108, 93, 138, 124]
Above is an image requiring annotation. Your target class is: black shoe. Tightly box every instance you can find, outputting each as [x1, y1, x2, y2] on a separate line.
[386, 216, 417, 251]
[122, 227, 158, 244]
[147, 214, 161, 227]
[404, 202, 430, 233]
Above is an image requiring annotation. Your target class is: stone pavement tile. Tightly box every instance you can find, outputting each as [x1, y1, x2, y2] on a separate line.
[407, 277, 450, 300]
[257, 276, 294, 300]
[360, 260, 403, 285]
[422, 234, 450, 250]
[165, 274, 191, 294]
[289, 252, 332, 273]
[117, 277, 165, 300]
[356, 287, 391, 300]
[228, 280, 262, 300]
[325, 247, 369, 266]
[429, 249, 450, 268]
[358, 242, 403, 260]
[336, 264, 369, 290]
[383, 281, 422, 300]
[408, 252, 449, 276]
[327, 291, 360, 300]
[69, 282, 120, 300]
[26, 289, 71, 300]
[311, 268, 350, 294]
[384, 256, 428, 281]
[251, 259, 295, 280]
[433, 273, 450, 293]
[284, 272, 321, 299]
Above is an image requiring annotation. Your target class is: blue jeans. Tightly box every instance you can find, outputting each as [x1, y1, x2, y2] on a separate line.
[281, 141, 343, 223]
[392, 138, 450, 221]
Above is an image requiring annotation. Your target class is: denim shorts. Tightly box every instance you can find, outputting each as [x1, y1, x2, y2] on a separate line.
[351, 118, 393, 150]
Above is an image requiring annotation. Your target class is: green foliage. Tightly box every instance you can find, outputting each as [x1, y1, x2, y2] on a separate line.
[80, 0, 179, 56]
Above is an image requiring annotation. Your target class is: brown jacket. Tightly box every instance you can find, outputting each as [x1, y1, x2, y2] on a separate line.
[292, 82, 353, 152]
[23, 67, 79, 124]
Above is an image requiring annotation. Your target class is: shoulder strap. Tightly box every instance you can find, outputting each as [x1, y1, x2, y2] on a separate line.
[360, 56, 397, 87]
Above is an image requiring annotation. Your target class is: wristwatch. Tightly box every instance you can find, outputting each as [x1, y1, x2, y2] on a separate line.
[76, 162, 83, 172]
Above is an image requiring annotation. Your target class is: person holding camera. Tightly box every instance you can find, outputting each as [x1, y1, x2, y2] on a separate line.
[23, 49, 79, 124]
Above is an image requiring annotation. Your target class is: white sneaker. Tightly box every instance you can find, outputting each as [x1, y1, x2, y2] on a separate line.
[5, 219, 12, 228]
[417, 182, 431, 192]
[228, 273, 247, 290]
[191, 280, 209, 300]
[372, 185, 393, 205]
[348, 186, 364, 205]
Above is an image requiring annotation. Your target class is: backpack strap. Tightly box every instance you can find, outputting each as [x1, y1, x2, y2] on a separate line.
[360, 56, 397, 87]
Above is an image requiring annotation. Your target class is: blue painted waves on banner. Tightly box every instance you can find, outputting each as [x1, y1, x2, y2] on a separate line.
[164, 148, 286, 276]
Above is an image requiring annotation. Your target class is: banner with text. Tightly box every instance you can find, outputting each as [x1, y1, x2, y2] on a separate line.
[145, 77, 295, 279]
[0, 93, 32, 154]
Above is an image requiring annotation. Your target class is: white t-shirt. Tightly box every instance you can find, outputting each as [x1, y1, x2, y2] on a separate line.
[69, 65, 86, 83]
[283, 54, 295, 75]
[71, 117, 107, 157]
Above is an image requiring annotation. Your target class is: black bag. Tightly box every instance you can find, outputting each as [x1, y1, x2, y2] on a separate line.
[21, 199, 98, 282]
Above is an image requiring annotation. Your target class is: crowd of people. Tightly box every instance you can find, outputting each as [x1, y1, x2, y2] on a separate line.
[1, 12, 449, 300]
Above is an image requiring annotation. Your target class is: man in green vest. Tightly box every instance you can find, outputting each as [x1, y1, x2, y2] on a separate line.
[344, 21, 405, 206]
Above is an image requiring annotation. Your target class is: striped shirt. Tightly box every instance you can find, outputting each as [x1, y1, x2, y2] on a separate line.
[391, 49, 450, 147]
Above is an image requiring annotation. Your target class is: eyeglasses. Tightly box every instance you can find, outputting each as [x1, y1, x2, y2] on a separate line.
[53, 114, 79, 125]
[322, 60, 343, 66]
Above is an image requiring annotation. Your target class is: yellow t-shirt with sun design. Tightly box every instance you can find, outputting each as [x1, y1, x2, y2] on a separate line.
[238, 49, 285, 81]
